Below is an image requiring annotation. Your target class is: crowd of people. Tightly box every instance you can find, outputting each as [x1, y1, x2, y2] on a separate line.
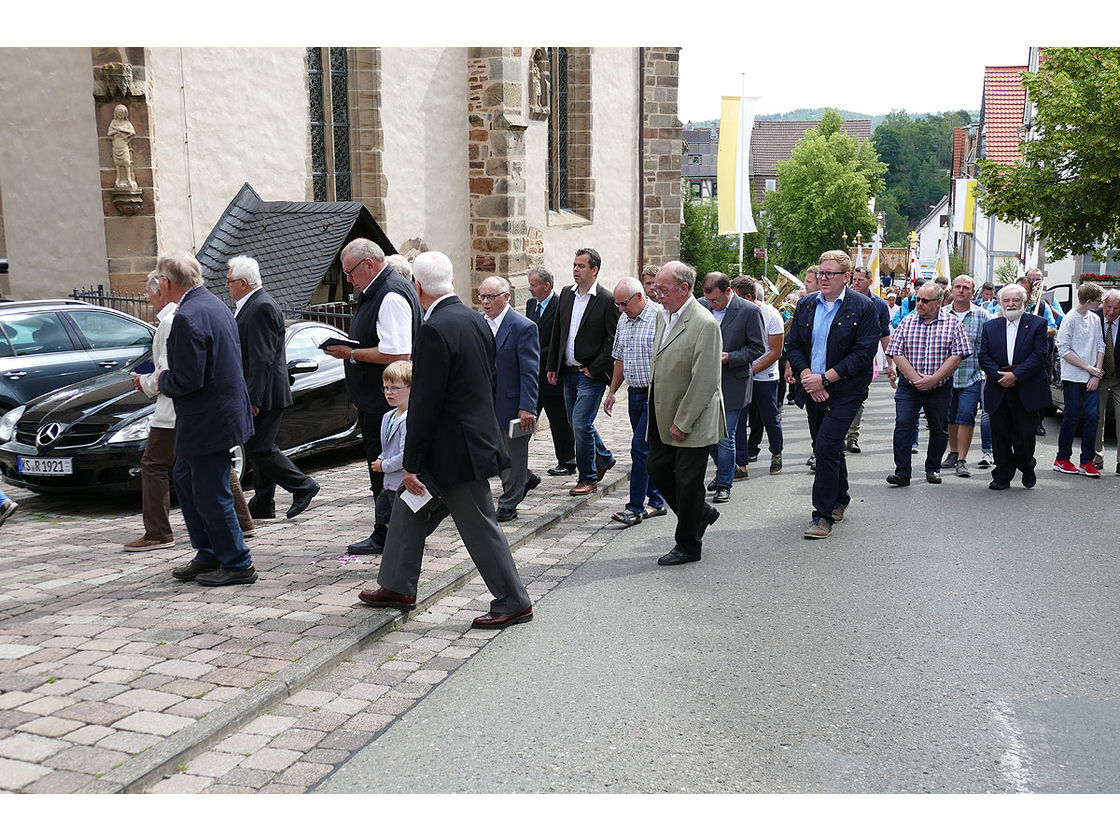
[8, 242, 1110, 628]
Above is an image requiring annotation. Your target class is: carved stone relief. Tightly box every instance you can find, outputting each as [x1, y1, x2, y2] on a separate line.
[528, 48, 550, 120]
[107, 103, 142, 214]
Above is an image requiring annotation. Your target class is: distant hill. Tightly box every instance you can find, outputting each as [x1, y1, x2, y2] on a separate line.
[685, 109, 980, 133]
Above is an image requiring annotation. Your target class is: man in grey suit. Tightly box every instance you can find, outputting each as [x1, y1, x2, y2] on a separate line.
[227, 255, 319, 520]
[700, 272, 766, 502]
[479, 275, 540, 523]
[358, 252, 533, 630]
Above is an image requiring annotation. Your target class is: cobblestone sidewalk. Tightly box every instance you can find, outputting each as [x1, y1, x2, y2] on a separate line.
[0, 405, 639, 793]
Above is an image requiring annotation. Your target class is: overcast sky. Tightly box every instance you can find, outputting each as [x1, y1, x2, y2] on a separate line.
[14, 0, 1113, 126]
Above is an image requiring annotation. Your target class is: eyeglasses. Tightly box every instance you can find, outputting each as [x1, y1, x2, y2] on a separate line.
[478, 292, 509, 302]
[343, 258, 369, 279]
[224, 276, 245, 287]
[817, 271, 847, 281]
[382, 385, 405, 393]
[915, 296, 941, 303]
[615, 292, 639, 310]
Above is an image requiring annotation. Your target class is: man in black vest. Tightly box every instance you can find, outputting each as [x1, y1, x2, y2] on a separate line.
[526, 266, 577, 475]
[323, 239, 421, 554]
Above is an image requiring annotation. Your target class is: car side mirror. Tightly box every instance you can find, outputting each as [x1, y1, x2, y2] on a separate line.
[287, 359, 319, 376]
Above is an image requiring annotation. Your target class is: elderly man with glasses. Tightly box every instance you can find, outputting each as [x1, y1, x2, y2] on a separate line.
[323, 239, 422, 555]
[884, 282, 973, 487]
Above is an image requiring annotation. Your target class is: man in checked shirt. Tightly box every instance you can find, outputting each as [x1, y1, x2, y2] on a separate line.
[885, 283, 973, 486]
[602, 276, 665, 526]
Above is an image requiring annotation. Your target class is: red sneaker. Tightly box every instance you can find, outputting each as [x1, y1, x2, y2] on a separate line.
[1079, 462, 1102, 478]
[1053, 459, 1079, 474]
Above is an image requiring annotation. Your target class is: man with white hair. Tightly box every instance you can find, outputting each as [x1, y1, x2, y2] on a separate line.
[478, 274, 540, 522]
[358, 252, 533, 630]
[154, 251, 257, 585]
[324, 239, 421, 555]
[977, 284, 1052, 490]
[227, 255, 320, 519]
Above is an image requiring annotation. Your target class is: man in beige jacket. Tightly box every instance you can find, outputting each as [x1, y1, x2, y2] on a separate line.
[645, 261, 726, 566]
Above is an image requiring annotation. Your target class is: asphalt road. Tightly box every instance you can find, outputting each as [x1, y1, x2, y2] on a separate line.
[317, 380, 1120, 793]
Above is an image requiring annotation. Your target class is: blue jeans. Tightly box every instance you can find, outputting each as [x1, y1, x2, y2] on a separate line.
[893, 380, 951, 477]
[626, 389, 664, 513]
[741, 379, 783, 463]
[1057, 380, 1099, 463]
[561, 369, 613, 484]
[709, 407, 742, 488]
[173, 450, 252, 571]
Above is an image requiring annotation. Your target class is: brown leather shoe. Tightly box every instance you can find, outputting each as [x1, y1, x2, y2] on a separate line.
[569, 481, 598, 496]
[124, 537, 176, 552]
[596, 457, 616, 481]
[471, 606, 533, 629]
[358, 587, 416, 610]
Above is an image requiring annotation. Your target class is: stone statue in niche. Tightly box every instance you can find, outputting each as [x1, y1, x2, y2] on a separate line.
[108, 104, 138, 191]
[529, 49, 550, 120]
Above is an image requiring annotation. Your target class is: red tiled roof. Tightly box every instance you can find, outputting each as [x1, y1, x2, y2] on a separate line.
[749, 120, 872, 178]
[952, 127, 968, 177]
[981, 66, 1027, 165]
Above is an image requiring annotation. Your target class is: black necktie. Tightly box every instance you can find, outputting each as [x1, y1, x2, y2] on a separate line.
[530, 299, 541, 323]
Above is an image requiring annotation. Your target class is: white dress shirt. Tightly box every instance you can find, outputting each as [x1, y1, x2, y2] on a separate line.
[564, 283, 597, 367]
[660, 295, 694, 349]
[483, 304, 509, 337]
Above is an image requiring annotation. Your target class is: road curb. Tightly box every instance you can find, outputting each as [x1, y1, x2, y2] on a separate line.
[95, 469, 630, 793]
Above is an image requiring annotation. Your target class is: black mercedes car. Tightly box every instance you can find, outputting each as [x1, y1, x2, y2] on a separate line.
[0, 320, 361, 494]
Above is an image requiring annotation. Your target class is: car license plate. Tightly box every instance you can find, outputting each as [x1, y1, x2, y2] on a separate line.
[18, 457, 73, 476]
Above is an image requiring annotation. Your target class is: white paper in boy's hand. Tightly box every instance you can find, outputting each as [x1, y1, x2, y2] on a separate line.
[402, 486, 433, 513]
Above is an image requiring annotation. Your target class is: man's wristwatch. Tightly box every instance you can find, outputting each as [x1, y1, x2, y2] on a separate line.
[349, 349, 358, 365]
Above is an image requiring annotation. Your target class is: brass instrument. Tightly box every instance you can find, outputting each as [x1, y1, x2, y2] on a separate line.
[771, 265, 806, 334]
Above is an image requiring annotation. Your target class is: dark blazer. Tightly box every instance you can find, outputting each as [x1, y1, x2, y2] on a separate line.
[527, 293, 558, 378]
[404, 296, 510, 487]
[545, 283, 620, 383]
[235, 289, 293, 412]
[786, 290, 881, 408]
[489, 307, 540, 427]
[977, 313, 1052, 414]
[158, 285, 253, 458]
[700, 293, 767, 410]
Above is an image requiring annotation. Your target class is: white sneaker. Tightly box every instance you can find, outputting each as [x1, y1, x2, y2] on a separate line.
[977, 452, 993, 468]
[0, 498, 18, 527]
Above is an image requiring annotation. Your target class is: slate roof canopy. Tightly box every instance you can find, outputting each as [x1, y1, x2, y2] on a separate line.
[195, 183, 396, 312]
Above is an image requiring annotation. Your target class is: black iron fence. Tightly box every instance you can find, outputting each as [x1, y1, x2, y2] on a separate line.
[282, 301, 355, 330]
[71, 284, 156, 323]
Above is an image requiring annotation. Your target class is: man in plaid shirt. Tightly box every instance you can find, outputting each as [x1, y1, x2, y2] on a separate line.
[885, 284, 973, 486]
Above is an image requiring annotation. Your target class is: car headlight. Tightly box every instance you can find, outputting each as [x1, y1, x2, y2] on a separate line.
[0, 405, 25, 443]
[107, 415, 152, 444]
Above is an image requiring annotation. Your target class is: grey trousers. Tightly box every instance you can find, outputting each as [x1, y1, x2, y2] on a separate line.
[497, 432, 531, 510]
[377, 478, 531, 614]
[1094, 373, 1120, 464]
[846, 402, 865, 445]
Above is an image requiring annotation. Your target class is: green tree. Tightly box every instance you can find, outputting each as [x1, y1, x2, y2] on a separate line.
[680, 192, 771, 288]
[763, 108, 887, 272]
[977, 48, 1120, 260]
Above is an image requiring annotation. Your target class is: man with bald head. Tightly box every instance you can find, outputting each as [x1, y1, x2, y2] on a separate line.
[478, 275, 540, 522]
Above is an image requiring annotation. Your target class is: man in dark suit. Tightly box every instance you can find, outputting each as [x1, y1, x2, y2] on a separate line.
[358, 251, 533, 630]
[322, 239, 422, 555]
[977, 284, 1052, 489]
[786, 250, 882, 539]
[226, 256, 319, 520]
[545, 247, 620, 496]
[700, 272, 766, 502]
[478, 275, 540, 522]
[526, 267, 576, 475]
[155, 251, 257, 586]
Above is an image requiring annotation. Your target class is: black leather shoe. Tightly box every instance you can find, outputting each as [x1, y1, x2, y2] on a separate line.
[1021, 470, 1037, 488]
[845, 441, 861, 454]
[523, 472, 541, 498]
[196, 565, 258, 586]
[700, 504, 720, 537]
[547, 464, 577, 476]
[988, 479, 1011, 490]
[286, 482, 320, 519]
[707, 479, 718, 491]
[712, 487, 731, 503]
[172, 557, 219, 581]
[346, 537, 384, 555]
[1035, 423, 1046, 437]
[496, 507, 518, 523]
[657, 548, 700, 566]
[886, 473, 910, 487]
[926, 471, 942, 484]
